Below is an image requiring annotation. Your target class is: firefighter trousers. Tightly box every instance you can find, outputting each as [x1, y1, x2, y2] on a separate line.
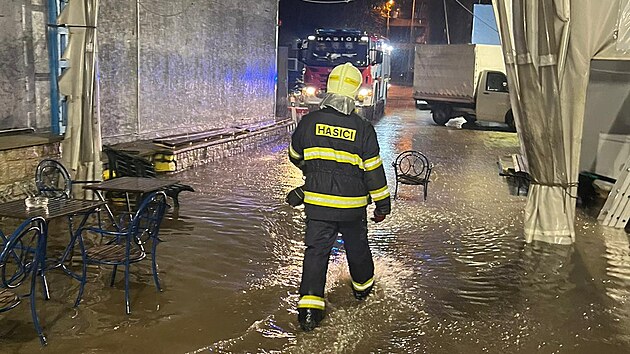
[299, 217, 374, 299]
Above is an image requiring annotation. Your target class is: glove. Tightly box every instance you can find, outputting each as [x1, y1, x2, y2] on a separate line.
[286, 186, 305, 207]
[371, 210, 386, 223]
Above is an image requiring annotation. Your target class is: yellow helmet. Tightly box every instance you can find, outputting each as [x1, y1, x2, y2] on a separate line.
[326, 63, 362, 99]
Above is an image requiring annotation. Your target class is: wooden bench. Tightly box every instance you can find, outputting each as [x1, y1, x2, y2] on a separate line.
[498, 154, 530, 196]
[152, 128, 247, 149]
[392, 150, 433, 200]
[102, 145, 194, 208]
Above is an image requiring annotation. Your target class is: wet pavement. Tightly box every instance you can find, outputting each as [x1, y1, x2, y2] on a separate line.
[2, 86, 630, 353]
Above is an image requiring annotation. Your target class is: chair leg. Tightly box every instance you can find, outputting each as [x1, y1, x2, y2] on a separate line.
[74, 235, 87, 307]
[96, 209, 103, 230]
[30, 274, 47, 345]
[65, 216, 75, 263]
[152, 241, 162, 292]
[124, 263, 131, 315]
[172, 194, 180, 209]
[38, 223, 50, 301]
[394, 182, 399, 200]
[110, 265, 118, 287]
[40, 272, 50, 300]
[424, 185, 428, 201]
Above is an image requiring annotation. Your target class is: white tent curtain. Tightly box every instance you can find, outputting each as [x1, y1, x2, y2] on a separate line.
[57, 0, 102, 195]
[492, 0, 630, 244]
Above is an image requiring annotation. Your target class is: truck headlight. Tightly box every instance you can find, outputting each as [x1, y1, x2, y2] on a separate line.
[304, 86, 317, 96]
[357, 88, 372, 101]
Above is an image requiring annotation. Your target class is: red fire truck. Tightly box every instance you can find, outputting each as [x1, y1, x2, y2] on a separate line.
[295, 29, 391, 120]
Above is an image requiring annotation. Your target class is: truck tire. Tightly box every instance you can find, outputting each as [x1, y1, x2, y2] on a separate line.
[375, 100, 385, 118]
[432, 111, 449, 125]
[431, 105, 451, 125]
[505, 110, 516, 132]
[359, 105, 375, 120]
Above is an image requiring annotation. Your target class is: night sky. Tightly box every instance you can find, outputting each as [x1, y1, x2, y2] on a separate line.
[278, 0, 492, 45]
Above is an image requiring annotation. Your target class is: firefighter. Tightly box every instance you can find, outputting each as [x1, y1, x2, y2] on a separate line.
[288, 62, 391, 331]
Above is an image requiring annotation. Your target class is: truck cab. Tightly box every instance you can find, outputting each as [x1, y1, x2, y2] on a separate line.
[294, 29, 391, 120]
[474, 70, 513, 128]
[424, 69, 513, 129]
[413, 44, 514, 130]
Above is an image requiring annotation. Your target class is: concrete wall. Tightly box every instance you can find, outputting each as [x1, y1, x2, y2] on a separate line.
[0, 0, 50, 132]
[99, 1, 279, 144]
[0, 1, 59, 201]
[0, 142, 61, 201]
[0, 1, 279, 199]
[0, 1, 278, 140]
[174, 120, 296, 171]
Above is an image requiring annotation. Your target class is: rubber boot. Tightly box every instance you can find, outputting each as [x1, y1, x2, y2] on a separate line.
[353, 284, 373, 300]
[298, 308, 324, 331]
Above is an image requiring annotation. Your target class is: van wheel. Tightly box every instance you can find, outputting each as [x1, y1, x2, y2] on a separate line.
[505, 110, 516, 132]
[431, 105, 450, 125]
[432, 112, 449, 125]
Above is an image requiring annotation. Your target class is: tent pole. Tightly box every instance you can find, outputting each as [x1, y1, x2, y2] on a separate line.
[136, 0, 141, 137]
[443, 0, 451, 44]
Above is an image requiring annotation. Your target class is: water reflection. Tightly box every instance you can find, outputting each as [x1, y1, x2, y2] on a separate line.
[601, 223, 630, 344]
[1, 89, 629, 353]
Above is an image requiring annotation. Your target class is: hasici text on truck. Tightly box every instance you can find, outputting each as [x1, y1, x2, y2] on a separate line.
[296, 29, 391, 120]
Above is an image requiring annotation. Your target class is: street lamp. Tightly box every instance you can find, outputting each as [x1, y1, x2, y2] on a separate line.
[386, 0, 394, 38]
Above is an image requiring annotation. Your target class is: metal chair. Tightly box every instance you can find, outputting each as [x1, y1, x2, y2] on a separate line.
[392, 150, 433, 200]
[75, 191, 168, 314]
[0, 217, 48, 345]
[35, 157, 110, 230]
[35, 159, 100, 199]
[34, 159, 107, 285]
[35, 159, 73, 199]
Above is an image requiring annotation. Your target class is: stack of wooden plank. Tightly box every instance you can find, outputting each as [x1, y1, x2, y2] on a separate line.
[598, 155, 630, 229]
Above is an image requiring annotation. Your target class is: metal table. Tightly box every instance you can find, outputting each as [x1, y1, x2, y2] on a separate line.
[0, 198, 105, 300]
[83, 177, 179, 211]
[0, 198, 105, 221]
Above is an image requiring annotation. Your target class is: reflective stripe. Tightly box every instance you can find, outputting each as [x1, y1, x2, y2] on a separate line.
[364, 155, 383, 171]
[352, 278, 374, 291]
[301, 148, 384, 173]
[289, 144, 302, 159]
[344, 77, 360, 86]
[304, 147, 364, 169]
[369, 185, 390, 202]
[298, 295, 325, 310]
[304, 191, 368, 208]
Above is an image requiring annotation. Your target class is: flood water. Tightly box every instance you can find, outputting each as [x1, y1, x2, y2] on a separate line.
[2, 87, 630, 353]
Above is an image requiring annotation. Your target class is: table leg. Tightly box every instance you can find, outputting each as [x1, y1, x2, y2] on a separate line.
[94, 190, 120, 231]
[125, 192, 132, 213]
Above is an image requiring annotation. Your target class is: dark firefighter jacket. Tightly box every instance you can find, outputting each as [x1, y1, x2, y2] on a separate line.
[289, 107, 391, 221]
